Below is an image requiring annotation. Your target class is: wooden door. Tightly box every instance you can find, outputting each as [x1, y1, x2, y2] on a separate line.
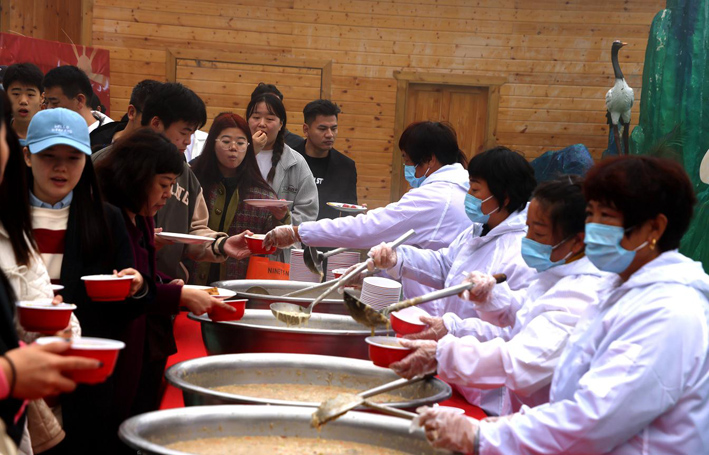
[398, 84, 489, 197]
[405, 84, 489, 159]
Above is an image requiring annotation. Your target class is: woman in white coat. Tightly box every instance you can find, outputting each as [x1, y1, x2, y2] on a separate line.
[417, 156, 709, 455]
[263, 121, 471, 303]
[388, 176, 607, 416]
[368, 146, 538, 318]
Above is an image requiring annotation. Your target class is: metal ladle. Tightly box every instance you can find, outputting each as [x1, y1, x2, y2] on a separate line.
[343, 274, 507, 329]
[270, 229, 416, 326]
[303, 246, 357, 280]
[311, 375, 427, 428]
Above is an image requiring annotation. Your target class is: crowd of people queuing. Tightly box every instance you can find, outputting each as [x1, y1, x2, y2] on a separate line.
[0, 60, 706, 455]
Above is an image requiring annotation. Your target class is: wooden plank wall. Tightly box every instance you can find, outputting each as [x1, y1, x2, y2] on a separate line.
[2, 0, 83, 44]
[88, 0, 664, 208]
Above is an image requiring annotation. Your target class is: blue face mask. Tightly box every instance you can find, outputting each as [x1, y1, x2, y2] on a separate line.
[464, 193, 499, 224]
[404, 165, 430, 189]
[584, 223, 648, 274]
[521, 237, 573, 272]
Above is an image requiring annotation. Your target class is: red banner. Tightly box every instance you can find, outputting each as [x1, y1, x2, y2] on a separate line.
[0, 33, 111, 115]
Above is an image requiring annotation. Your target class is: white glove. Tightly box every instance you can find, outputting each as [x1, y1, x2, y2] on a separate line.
[403, 315, 448, 341]
[389, 339, 437, 379]
[416, 406, 479, 453]
[263, 225, 297, 249]
[459, 271, 496, 304]
[367, 242, 397, 270]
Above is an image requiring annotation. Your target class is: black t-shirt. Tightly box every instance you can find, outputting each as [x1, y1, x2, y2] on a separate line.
[303, 153, 330, 187]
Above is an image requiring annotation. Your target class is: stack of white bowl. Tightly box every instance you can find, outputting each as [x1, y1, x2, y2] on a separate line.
[361, 277, 402, 310]
[289, 249, 321, 283]
[325, 250, 361, 281]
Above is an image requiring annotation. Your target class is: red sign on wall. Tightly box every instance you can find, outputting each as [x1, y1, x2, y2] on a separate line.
[0, 33, 111, 115]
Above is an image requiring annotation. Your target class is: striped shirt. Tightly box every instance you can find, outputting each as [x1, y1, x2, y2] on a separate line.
[31, 206, 70, 281]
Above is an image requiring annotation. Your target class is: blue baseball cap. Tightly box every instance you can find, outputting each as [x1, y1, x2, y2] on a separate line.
[25, 108, 91, 156]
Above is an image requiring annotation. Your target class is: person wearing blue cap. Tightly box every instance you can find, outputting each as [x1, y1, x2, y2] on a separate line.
[22, 108, 146, 454]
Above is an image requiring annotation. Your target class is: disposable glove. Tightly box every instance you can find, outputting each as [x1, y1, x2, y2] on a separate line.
[367, 242, 398, 270]
[403, 315, 448, 341]
[459, 271, 496, 304]
[263, 225, 298, 249]
[389, 339, 437, 379]
[416, 405, 479, 454]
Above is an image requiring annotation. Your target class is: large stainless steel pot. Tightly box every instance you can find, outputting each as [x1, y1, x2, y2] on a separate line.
[189, 309, 390, 359]
[119, 405, 457, 455]
[165, 353, 451, 409]
[212, 279, 348, 314]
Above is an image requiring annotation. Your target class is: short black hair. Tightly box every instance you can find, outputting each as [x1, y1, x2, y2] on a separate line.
[468, 146, 537, 214]
[96, 128, 184, 214]
[43, 65, 92, 99]
[399, 121, 463, 167]
[3, 63, 44, 92]
[533, 175, 586, 240]
[129, 79, 162, 113]
[583, 155, 695, 252]
[140, 82, 206, 129]
[250, 82, 283, 101]
[303, 99, 341, 124]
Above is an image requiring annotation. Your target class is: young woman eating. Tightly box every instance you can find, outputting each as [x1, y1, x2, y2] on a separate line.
[417, 156, 709, 455]
[191, 112, 291, 282]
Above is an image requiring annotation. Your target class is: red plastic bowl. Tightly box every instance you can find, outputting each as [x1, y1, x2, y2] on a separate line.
[49, 284, 64, 296]
[17, 300, 75, 334]
[332, 268, 348, 279]
[390, 307, 429, 336]
[81, 275, 134, 301]
[36, 336, 125, 384]
[245, 234, 276, 255]
[365, 336, 413, 368]
[209, 299, 247, 322]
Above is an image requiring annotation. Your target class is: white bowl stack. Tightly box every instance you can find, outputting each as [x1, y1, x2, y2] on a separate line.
[325, 250, 361, 281]
[289, 249, 321, 283]
[361, 277, 403, 310]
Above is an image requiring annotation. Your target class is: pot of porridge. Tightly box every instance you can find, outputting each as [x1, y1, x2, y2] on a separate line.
[165, 353, 451, 410]
[189, 309, 391, 359]
[212, 279, 348, 315]
[119, 405, 456, 455]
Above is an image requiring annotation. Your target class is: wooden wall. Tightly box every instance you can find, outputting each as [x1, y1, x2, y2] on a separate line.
[1, 0, 87, 44]
[7, 0, 666, 208]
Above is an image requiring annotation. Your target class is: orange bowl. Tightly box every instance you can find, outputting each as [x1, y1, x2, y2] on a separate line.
[390, 307, 429, 336]
[245, 234, 276, 255]
[81, 275, 133, 301]
[17, 300, 75, 334]
[365, 336, 413, 368]
[36, 336, 125, 384]
[209, 299, 247, 322]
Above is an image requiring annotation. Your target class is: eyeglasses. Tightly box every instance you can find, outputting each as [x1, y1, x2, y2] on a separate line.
[217, 138, 249, 149]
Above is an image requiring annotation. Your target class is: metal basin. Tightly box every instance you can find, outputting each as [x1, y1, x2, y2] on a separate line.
[119, 405, 457, 455]
[190, 309, 391, 359]
[212, 279, 348, 315]
[165, 353, 451, 410]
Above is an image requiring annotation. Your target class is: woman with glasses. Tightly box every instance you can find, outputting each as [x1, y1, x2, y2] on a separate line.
[190, 112, 291, 282]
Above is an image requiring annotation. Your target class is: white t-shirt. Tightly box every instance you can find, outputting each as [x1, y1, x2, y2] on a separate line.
[256, 150, 274, 181]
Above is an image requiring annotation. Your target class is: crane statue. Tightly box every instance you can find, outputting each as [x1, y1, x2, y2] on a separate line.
[606, 40, 634, 155]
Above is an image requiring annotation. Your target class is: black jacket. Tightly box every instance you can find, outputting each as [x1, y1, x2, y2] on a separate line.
[294, 142, 358, 220]
[0, 272, 24, 446]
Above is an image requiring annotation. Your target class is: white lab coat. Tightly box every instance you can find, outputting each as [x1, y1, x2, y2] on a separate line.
[436, 257, 606, 416]
[388, 207, 536, 317]
[479, 250, 709, 454]
[298, 163, 471, 299]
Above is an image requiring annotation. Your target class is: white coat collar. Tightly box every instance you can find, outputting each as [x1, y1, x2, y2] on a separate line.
[537, 256, 605, 280]
[471, 204, 528, 240]
[419, 163, 469, 189]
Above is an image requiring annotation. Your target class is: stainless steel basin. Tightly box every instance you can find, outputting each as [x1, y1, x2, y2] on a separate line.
[212, 279, 348, 314]
[189, 309, 391, 359]
[165, 353, 451, 409]
[119, 405, 457, 454]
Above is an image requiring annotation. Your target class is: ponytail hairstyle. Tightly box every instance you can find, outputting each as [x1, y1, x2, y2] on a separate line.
[0, 91, 36, 266]
[246, 94, 286, 183]
[192, 112, 274, 195]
